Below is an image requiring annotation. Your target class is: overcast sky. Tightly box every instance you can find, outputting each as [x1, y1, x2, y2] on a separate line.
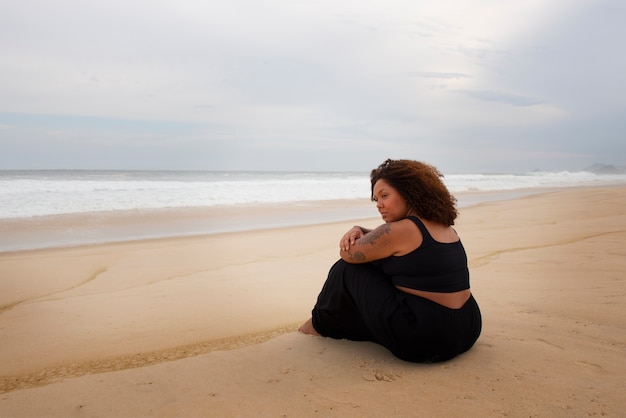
[1, 0, 624, 173]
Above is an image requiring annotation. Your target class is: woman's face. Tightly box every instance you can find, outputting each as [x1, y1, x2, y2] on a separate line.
[372, 179, 412, 222]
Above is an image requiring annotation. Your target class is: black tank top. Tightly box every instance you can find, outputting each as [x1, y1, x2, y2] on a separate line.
[378, 216, 470, 293]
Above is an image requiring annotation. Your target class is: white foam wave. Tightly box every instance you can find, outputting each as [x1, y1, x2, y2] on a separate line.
[0, 170, 624, 219]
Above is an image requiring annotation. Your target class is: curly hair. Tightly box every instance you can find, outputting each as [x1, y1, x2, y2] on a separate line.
[370, 159, 458, 225]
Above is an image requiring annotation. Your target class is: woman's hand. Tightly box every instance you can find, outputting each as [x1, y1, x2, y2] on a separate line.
[340, 226, 369, 251]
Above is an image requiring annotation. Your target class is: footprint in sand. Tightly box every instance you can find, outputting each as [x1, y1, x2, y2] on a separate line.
[358, 358, 401, 382]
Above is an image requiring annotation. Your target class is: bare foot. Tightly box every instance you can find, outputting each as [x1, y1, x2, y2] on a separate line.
[298, 318, 321, 336]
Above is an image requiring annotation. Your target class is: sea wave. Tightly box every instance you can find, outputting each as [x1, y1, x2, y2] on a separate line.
[0, 170, 625, 219]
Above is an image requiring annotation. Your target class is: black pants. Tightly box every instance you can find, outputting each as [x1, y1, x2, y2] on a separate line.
[311, 260, 482, 363]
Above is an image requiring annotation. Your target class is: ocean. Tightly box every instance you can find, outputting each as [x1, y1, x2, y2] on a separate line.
[2, 169, 625, 219]
[1, 169, 625, 252]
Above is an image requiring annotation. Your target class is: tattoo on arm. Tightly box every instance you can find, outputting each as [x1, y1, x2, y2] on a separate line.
[351, 251, 366, 262]
[343, 224, 391, 263]
[359, 223, 391, 246]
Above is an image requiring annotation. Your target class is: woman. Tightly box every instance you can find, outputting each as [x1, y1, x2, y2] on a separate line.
[299, 159, 481, 362]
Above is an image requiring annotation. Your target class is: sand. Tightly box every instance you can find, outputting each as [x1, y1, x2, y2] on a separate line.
[0, 187, 625, 417]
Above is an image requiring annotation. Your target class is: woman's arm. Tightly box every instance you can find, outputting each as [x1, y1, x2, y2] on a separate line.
[339, 221, 411, 263]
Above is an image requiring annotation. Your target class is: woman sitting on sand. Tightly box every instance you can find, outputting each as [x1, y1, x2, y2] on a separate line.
[299, 159, 482, 362]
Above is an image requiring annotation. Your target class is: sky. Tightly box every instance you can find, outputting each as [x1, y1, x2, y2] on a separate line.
[0, 0, 624, 173]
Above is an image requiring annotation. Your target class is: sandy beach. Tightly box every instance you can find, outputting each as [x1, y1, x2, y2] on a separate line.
[1, 186, 625, 417]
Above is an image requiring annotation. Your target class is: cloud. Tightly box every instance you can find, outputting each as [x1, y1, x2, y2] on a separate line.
[0, 0, 624, 172]
[407, 72, 471, 79]
[463, 90, 543, 107]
